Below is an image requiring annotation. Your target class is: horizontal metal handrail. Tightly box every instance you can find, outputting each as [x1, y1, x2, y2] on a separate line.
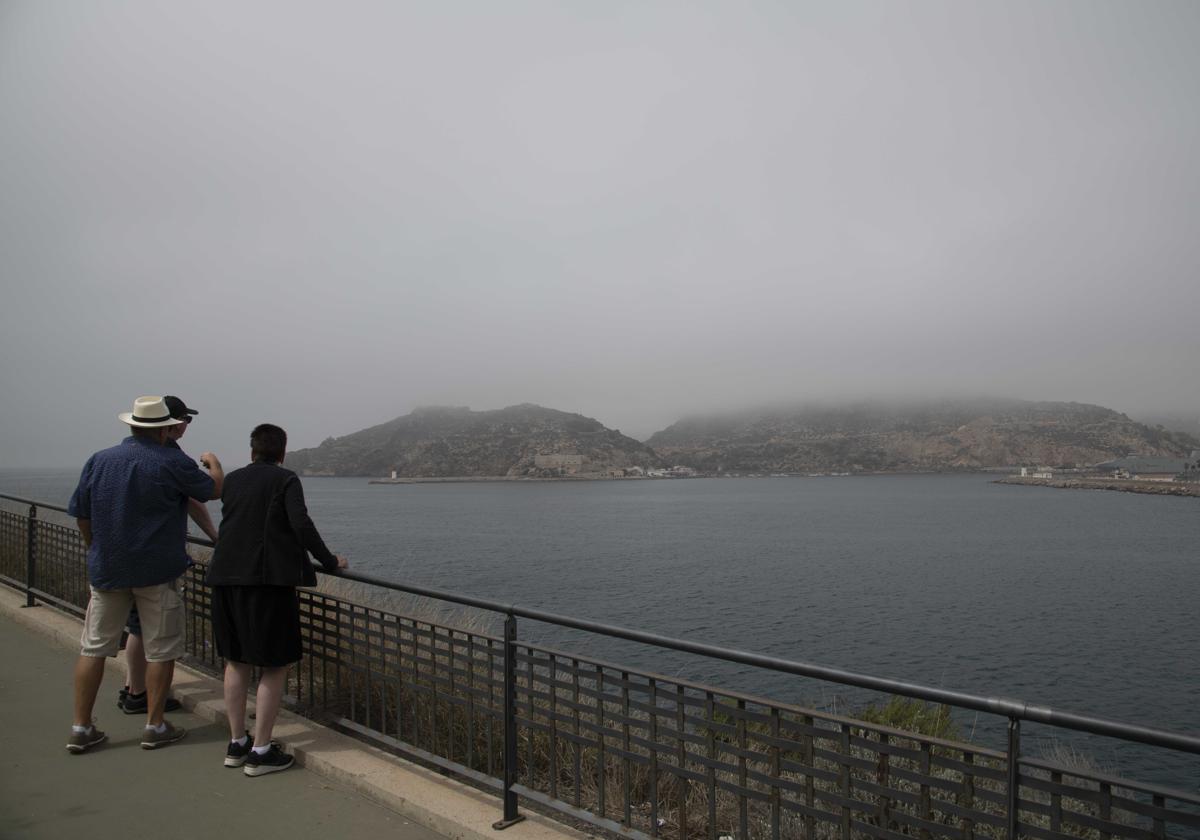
[0, 494, 69, 512]
[305, 568, 1200, 756]
[6, 491, 1199, 758]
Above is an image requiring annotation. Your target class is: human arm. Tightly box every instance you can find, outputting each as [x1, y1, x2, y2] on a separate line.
[67, 457, 93, 531]
[187, 498, 219, 542]
[199, 452, 224, 500]
[282, 476, 343, 571]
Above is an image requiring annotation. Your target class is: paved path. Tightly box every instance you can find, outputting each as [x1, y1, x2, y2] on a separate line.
[0, 614, 450, 840]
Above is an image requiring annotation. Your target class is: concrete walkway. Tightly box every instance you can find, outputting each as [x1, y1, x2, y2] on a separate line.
[0, 611, 445, 840]
[0, 587, 585, 840]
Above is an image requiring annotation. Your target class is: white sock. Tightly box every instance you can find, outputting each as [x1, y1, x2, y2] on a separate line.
[252, 743, 271, 755]
[145, 722, 168, 733]
[232, 735, 249, 747]
[72, 724, 92, 734]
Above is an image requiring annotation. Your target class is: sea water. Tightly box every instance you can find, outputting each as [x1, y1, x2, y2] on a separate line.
[4, 469, 1196, 786]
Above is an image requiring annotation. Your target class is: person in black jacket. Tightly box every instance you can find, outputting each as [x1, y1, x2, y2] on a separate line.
[207, 423, 347, 776]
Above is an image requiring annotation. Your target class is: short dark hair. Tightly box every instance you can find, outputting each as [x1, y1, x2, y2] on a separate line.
[250, 424, 287, 463]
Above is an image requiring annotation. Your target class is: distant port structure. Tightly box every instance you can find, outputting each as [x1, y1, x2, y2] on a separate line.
[1091, 453, 1199, 481]
[1003, 451, 1200, 497]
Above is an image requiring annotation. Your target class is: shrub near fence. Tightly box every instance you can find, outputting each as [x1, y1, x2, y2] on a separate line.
[2, 494, 1200, 840]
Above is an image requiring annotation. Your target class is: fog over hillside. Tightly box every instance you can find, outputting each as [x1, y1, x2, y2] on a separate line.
[1132, 413, 1200, 440]
[648, 398, 1199, 474]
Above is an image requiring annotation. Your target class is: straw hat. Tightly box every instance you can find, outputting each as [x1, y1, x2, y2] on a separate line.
[118, 396, 183, 428]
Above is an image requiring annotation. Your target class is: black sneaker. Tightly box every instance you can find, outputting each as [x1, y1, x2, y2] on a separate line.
[224, 732, 254, 768]
[243, 743, 294, 777]
[117, 687, 129, 710]
[120, 691, 182, 715]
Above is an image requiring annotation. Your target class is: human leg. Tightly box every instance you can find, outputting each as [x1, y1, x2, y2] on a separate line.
[133, 582, 186, 746]
[243, 665, 294, 775]
[220, 661, 255, 767]
[211, 587, 256, 764]
[70, 587, 132, 752]
[242, 587, 300, 747]
[124, 608, 147, 695]
[67, 658, 108, 752]
[224, 661, 253, 740]
[122, 635, 148, 702]
[145, 659, 175, 727]
[120, 623, 182, 713]
[251, 666, 288, 747]
[73, 655, 106, 727]
[76, 589, 135, 718]
[213, 586, 301, 774]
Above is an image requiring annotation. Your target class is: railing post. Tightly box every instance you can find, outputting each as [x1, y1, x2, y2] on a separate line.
[1006, 717, 1021, 840]
[23, 504, 37, 608]
[492, 611, 525, 830]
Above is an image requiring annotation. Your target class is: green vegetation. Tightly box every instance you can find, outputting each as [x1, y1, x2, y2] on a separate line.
[857, 695, 960, 740]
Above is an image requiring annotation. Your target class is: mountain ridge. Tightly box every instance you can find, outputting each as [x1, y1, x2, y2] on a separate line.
[285, 403, 662, 477]
[647, 399, 1199, 474]
[286, 399, 1199, 478]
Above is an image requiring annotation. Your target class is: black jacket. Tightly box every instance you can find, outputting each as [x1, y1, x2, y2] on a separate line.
[206, 461, 337, 587]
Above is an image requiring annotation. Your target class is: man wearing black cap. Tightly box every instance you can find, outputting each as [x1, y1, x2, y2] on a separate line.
[117, 395, 220, 715]
[164, 395, 219, 543]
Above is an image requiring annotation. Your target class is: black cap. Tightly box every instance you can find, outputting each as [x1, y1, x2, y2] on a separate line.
[163, 395, 198, 420]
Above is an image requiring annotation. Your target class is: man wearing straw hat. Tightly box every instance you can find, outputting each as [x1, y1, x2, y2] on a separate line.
[116, 394, 219, 716]
[66, 395, 224, 752]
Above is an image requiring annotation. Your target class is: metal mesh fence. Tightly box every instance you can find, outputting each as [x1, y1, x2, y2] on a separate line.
[1, 499, 1197, 840]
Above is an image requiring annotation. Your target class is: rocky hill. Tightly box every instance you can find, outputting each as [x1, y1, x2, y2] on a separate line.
[646, 400, 1199, 474]
[286, 404, 663, 477]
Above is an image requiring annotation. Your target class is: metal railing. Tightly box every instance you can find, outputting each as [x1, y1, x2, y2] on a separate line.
[2, 492, 1199, 840]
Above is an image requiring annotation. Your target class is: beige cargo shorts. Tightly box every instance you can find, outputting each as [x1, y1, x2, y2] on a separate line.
[80, 581, 185, 662]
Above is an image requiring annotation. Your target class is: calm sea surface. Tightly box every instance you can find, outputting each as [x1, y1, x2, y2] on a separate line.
[3, 469, 1197, 786]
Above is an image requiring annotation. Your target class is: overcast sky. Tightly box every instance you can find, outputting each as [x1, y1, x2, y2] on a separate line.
[2, 1, 1198, 469]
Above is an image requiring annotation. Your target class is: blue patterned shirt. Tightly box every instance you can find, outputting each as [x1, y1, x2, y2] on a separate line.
[68, 435, 215, 589]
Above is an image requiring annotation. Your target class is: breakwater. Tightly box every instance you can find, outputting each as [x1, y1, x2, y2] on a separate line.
[996, 476, 1200, 497]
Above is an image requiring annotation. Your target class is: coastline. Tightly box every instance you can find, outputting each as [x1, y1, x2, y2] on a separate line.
[360, 470, 982, 484]
[365, 474, 655, 484]
[995, 476, 1200, 498]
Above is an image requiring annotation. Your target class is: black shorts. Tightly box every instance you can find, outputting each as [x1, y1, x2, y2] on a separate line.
[211, 586, 302, 667]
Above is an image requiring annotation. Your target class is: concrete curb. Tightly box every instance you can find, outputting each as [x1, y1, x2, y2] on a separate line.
[0, 586, 590, 840]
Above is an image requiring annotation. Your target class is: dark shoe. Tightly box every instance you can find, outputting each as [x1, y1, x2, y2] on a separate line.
[117, 686, 129, 709]
[243, 743, 294, 777]
[140, 720, 187, 749]
[66, 725, 107, 754]
[121, 692, 182, 715]
[224, 733, 254, 768]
